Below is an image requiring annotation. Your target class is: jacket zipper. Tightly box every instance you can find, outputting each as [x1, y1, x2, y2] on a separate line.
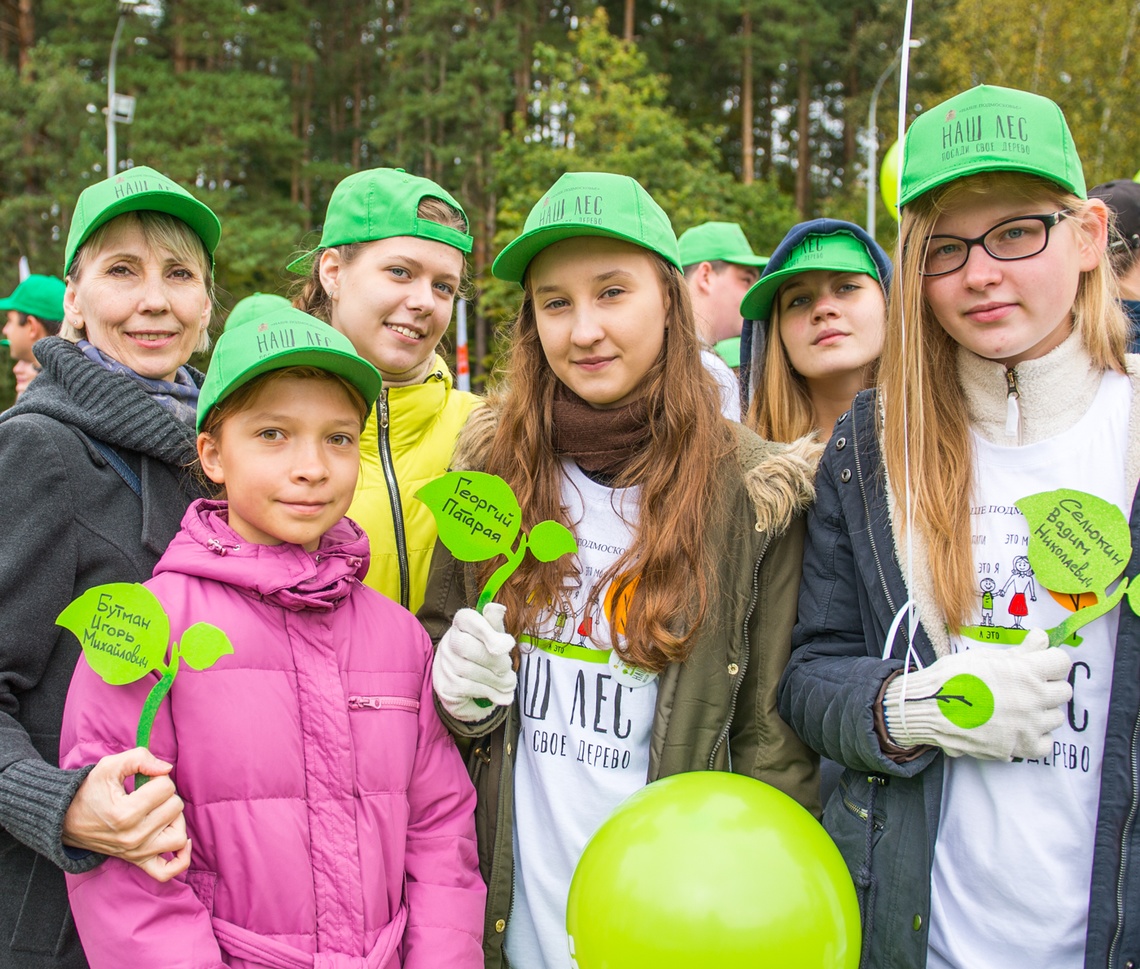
[708, 532, 772, 768]
[347, 694, 419, 713]
[842, 788, 885, 830]
[1108, 705, 1140, 966]
[851, 400, 897, 617]
[1004, 366, 1021, 442]
[379, 391, 411, 609]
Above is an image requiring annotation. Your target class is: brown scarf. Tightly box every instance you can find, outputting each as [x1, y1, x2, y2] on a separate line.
[550, 382, 652, 477]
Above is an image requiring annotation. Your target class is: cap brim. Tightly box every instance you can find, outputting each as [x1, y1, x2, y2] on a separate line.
[69, 191, 221, 275]
[899, 157, 1086, 208]
[285, 247, 319, 275]
[492, 225, 683, 283]
[197, 346, 382, 431]
[740, 254, 879, 321]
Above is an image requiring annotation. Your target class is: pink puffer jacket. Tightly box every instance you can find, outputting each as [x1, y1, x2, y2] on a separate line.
[61, 500, 484, 969]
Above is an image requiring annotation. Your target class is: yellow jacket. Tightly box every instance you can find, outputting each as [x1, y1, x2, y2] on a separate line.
[349, 356, 481, 612]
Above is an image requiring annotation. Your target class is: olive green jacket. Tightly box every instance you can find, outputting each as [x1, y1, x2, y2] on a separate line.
[418, 413, 821, 969]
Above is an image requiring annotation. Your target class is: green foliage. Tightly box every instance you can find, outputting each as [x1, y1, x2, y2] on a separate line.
[0, 0, 1124, 404]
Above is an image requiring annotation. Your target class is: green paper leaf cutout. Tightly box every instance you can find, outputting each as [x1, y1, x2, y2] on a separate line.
[1016, 489, 1131, 596]
[415, 471, 521, 562]
[56, 583, 170, 685]
[179, 623, 235, 671]
[528, 520, 578, 563]
[930, 673, 995, 729]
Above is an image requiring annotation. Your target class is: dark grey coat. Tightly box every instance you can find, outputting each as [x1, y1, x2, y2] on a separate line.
[778, 388, 1140, 969]
[0, 337, 204, 968]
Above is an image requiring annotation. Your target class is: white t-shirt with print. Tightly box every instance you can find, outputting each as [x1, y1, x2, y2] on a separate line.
[927, 369, 1131, 969]
[504, 461, 658, 969]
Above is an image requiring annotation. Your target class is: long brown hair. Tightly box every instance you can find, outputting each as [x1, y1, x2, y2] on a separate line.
[880, 171, 1127, 628]
[478, 254, 735, 671]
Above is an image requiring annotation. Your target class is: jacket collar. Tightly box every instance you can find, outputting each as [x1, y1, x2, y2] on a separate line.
[360, 355, 454, 449]
[957, 330, 1101, 446]
[0, 336, 201, 466]
[154, 500, 370, 612]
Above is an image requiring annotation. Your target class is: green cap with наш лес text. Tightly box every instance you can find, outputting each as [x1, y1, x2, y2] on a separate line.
[492, 172, 683, 283]
[739, 231, 880, 322]
[0, 275, 66, 321]
[286, 168, 473, 274]
[64, 167, 221, 276]
[197, 306, 382, 431]
[225, 293, 293, 331]
[678, 222, 768, 269]
[899, 84, 1087, 208]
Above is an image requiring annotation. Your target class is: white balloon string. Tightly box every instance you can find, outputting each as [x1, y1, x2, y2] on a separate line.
[897, 0, 918, 653]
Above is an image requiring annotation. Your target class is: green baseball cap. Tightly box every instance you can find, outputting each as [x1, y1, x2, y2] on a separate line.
[0, 275, 66, 321]
[286, 168, 472, 274]
[197, 306, 382, 431]
[225, 293, 293, 331]
[899, 84, 1086, 208]
[678, 222, 768, 269]
[64, 167, 221, 276]
[739, 231, 880, 321]
[492, 172, 682, 283]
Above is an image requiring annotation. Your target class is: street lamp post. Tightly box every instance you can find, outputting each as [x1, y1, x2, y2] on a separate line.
[106, 0, 155, 174]
[865, 40, 921, 240]
[106, 6, 128, 175]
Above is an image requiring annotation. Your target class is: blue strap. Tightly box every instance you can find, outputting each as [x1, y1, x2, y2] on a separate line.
[86, 437, 142, 499]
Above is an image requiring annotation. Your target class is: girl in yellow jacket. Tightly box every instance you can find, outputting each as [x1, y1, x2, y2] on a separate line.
[291, 168, 481, 611]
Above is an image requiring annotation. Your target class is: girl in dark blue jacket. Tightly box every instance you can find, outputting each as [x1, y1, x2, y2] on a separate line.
[779, 84, 1140, 969]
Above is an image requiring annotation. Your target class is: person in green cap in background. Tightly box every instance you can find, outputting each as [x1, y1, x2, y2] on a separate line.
[678, 221, 768, 419]
[224, 291, 291, 330]
[292, 167, 481, 614]
[739, 218, 890, 443]
[418, 170, 819, 969]
[779, 85, 1138, 968]
[1, 273, 66, 390]
[0, 165, 221, 968]
[61, 305, 484, 967]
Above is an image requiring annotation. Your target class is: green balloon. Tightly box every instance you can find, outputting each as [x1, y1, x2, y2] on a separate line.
[879, 141, 901, 221]
[566, 772, 860, 969]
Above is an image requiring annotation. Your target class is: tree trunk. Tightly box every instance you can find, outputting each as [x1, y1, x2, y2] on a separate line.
[16, 0, 33, 75]
[795, 37, 811, 218]
[740, 10, 753, 185]
[624, 0, 635, 42]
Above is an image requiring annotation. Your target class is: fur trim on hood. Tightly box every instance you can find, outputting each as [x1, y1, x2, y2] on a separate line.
[451, 405, 822, 538]
[733, 424, 824, 535]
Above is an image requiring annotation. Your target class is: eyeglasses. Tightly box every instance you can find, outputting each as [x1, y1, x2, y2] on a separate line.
[920, 212, 1071, 277]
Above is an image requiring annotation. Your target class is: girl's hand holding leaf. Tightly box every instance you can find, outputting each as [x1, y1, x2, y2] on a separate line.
[433, 604, 518, 722]
[882, 629, 1073, 760]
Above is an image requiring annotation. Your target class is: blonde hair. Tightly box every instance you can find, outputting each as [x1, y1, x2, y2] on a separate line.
[64, 211, 214, 354]
[880, 171, 1128, 628]
[475, 255, 735, 672]
[294, 195, 471, 321]
[747, 303, 820, 442]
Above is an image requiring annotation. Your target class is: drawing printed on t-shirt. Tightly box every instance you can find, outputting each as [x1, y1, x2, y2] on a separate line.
[979, 578, 997, 626]
[998, 555, 1037, 629]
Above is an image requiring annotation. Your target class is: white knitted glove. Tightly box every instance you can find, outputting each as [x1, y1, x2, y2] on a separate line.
[882, 629, 1072, 761]
[433, 604, 517, 722]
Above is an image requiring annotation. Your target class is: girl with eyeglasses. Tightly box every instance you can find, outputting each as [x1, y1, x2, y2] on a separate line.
[778, 85, 1138, 968]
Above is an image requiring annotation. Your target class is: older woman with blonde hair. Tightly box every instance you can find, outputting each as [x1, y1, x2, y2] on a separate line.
[0, 166, 219, 969]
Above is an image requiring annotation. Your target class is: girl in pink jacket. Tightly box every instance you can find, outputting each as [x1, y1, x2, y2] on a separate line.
[60, 306, 484, 969]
